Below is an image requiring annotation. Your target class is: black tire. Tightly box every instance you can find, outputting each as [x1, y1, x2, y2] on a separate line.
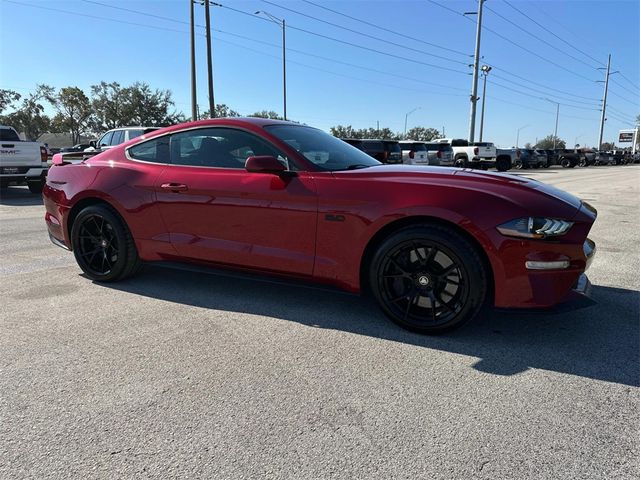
[454, 155, 468, 168]
[71, 204, 141, 282]
[27, 179, 44, 194]
[513, 159, 523, 169]
[496, 156, 511, 172]
[560, 157, 571, 168]
[369, 224, 488, 334]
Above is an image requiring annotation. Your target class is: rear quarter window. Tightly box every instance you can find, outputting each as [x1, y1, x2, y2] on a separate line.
[128, 136, 170, 163]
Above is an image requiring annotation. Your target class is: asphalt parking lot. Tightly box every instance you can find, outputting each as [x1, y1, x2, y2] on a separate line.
[1, 166, 638, 479]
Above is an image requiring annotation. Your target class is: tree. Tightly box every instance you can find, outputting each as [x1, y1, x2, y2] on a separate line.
[0, 89, 21, 114]
[330, 125, 357, 138]
[0, 85, 53, 140]
[535, 134, 566, 150]
[48, 87, 93, 144]
[90, 81, 128, 131]
[329, 125, 401, 139]
[600, 142, 615, 151]
[121, 82, 183, 126]
[403, 127, 441, 141]
[201, 104, 241, 119]
[524, 142, 533, 149]
[249, 110, 283, 120]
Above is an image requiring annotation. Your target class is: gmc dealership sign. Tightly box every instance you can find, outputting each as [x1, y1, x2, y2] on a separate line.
[618, 131, 634, 143]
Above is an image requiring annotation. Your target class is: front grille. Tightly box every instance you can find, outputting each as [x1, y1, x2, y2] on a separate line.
[1, 167, 30, 175]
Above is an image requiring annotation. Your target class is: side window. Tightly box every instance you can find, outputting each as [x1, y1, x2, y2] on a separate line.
[99, 131, 113, 147]
[128, 136, 170, 163]
[111, 130, 124, 145]
[169, 128, 289, 169]
[127, 129, 144, 141]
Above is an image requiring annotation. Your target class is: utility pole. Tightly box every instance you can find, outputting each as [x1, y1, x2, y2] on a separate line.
[282, 18, 287, 120]
[189, 0, 197, 121]
[204, 0, 215, 117]
[479, 65, 491, 142]
[255, 11, 287, 120]
[597, 54, 618, 150]
[466, 0, 485, 143]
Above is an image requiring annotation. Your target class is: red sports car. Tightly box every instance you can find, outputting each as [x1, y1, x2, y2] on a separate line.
[44, 118, 597, 333]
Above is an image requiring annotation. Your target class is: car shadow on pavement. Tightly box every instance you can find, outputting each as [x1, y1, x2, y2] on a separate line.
[100, 264, 639, 387]
[0, 186, 43, 206]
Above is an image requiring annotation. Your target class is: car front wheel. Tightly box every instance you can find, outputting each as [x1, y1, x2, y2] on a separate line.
[369, 224, 488, 334]
[71, 204, 141, 282]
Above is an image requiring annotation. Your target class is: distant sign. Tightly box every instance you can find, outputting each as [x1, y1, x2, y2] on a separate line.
[619, 132, 634, 143]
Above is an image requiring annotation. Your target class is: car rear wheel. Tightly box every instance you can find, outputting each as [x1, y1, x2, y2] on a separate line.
[71, 204, 141, 282]
[369, 224, 487, 334]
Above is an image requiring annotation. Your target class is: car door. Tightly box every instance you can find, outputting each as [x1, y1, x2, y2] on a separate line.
[153, 127, 318, 276]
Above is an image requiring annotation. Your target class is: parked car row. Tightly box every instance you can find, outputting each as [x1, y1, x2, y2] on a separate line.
[339, 138, 504, 169]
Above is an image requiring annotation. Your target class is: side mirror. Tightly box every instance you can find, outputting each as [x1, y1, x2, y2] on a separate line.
[245, 155, 288, 174]
[89, 140, 96, 148]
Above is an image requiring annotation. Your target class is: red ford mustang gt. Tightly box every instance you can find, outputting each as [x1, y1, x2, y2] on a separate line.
[44, 118, 597, 333]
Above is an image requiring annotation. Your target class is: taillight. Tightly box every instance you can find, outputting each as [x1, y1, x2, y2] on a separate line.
[516, 149, 521, 158]
[437, 150, 442, 159]
[474, 147, 479, 155]
[409, 150, 415, 159]
[40, 146, 48, 162]
[383, 151, 389, 162]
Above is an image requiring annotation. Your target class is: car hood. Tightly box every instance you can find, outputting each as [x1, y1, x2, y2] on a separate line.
[334, 165, 583, 211]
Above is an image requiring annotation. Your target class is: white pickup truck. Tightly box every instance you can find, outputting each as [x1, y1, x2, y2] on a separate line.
[433, 138, 496, 169]
[0, 126, 48, 193]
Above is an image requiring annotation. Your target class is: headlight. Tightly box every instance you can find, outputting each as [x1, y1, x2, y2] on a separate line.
[496, 217, 573, 239]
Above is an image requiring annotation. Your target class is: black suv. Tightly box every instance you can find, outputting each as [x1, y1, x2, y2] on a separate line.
[341, 139, 402, 164]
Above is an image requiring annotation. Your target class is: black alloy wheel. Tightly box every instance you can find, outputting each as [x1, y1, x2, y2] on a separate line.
[370, 225, 487, 334]
[71, 204, 141, 282]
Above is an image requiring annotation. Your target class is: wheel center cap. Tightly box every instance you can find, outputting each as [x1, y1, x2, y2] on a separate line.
[100, 239, 108, 248]
[418, 275, 430, 286]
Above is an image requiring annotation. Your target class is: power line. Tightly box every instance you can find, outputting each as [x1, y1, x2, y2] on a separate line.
[214, 2, 471, 76]
[214, 28, 468, 94]
[487, 96, 598, 121]
[610, 79, 639, 99]
[487, 79, 601, 111]
[488, 73, 601, 107]
[5, 0, 196, 35]
[80, 0, 202, 27]
[261, 0, 469, 67]
[618, 72, 640, 91]
[212, 34, 469, 100]
[486, 4, 600, 71]
[300, 0, 470, 57]
[427, 0, 597, 83]
[502, 0, 605, 68]
[608, 89, 640, 106]
[607, 105, 636, 121]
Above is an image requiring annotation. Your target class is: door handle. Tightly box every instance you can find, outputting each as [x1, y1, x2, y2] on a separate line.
[161, 183, 188, 192]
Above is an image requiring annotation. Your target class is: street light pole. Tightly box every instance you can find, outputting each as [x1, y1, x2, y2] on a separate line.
[189, 0, 197, 121]
[404, 107, 420, 136]
[545, 98, 560, 149]
[255, 11, 287, 120]
[479, 65, 491, 142]
[516, 124, 529, 148]
[466, 0, 485, 143]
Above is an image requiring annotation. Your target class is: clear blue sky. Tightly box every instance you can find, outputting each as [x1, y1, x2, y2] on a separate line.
[1, 0, 638, 147]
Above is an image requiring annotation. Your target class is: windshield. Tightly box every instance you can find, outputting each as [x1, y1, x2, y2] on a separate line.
[265, 125, 381, 171]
